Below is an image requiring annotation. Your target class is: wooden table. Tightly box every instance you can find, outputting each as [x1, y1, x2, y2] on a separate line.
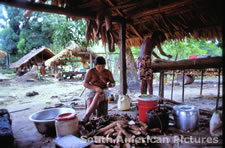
[62, 72, 86, 80]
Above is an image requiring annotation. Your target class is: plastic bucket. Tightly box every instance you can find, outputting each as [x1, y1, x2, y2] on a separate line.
[138, 96, 159, 123]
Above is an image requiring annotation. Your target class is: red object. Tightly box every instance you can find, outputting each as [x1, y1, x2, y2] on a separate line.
[189, 55, 198, 59]
[40, 65, 46, 75]
[55, 113, 76, 121]
[138, 99, 158, 123]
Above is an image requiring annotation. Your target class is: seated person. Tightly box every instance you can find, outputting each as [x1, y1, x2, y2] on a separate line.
[82, 56, 115, 122]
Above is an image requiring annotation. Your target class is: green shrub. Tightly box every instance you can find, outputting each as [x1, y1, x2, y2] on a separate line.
[2, 68, 16, 74]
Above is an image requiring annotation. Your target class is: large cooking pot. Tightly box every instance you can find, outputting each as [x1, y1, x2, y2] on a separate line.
[173, 105, 199, 132]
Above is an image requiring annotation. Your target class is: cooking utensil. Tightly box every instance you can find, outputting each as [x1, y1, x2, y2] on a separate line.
[173, 105, 199, 132]
[29, 108, 75, 136]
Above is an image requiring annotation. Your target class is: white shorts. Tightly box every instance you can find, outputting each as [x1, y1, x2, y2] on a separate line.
[86, 89, 111, 101]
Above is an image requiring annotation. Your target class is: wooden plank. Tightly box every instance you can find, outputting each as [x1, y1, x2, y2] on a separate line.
[119, 20, 127, 95]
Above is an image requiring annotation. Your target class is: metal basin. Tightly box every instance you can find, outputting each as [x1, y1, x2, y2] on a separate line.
[29, 108, 75, 136]
[173, 105, 199, 132]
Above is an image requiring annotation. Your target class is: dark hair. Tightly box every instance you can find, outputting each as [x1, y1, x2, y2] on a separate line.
[152, 30, 166, 41]
[94, 56, 106, 65]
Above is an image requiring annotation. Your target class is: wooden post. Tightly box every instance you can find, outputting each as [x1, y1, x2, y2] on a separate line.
[171, 71, 175, 100]
[182, 70, 185, 103]
[200, 69, 204, 96]
[89, 52, 92, 68]
[119, 20, 127, 95]
[216, 68, 221, 110]
[159, 72, 164, 97]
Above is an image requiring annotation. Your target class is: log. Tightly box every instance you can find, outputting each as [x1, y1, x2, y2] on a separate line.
[96, 120, 127, 135]
[117, 123, 132, 138]
[151, 57, 222, 72]
[103, 128, 114, 136]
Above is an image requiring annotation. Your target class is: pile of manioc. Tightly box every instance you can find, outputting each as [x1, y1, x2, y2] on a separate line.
[80, 114, 161, 147]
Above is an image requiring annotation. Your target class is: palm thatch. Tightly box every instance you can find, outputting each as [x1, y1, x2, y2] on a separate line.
[10, 46, 55, 69]
[45, 43, 98, 67]
[1, 0, 222, 50]
[0, 50, 7, 59]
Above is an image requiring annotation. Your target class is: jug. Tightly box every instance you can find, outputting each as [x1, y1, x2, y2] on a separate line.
[117, 95, 131, 111]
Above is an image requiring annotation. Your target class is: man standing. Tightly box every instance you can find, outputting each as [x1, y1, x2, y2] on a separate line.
[82, 56, 115, 122]
[137, 30, 172, 95]
[40, 63, 46, 76]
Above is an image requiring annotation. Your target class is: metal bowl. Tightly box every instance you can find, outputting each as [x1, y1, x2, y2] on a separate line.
[29, 108, 75, 136]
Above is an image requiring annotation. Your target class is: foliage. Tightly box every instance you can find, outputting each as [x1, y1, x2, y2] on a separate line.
[52, 18, 86, 52]
[0, 6, 87, 65]
[131, 38, 222, 60]
[2, 68, 16, 74]
[161, 38, 222, 60]
[0, 26, 19, 54]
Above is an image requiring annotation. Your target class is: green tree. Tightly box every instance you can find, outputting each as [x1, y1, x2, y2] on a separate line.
[52, 18, 87, 52]
[131, 38, 222, 61]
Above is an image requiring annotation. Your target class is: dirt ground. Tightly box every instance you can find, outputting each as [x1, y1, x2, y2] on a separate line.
[0, 73, 222, 148]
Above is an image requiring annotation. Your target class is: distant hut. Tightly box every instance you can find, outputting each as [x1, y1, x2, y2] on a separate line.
[45, 43, 98, 73]
[10, 46, 55, 71]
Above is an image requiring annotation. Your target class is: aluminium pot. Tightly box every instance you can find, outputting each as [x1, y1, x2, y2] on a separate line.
[173, 105, 199, 132]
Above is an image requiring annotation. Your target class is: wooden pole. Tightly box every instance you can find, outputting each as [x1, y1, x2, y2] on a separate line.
[89, 53, 92, 69]
[171, 54, 178, 100]
[216, 68, 221, 110]
[182, 70, 185, 103]
[200, 69, 204, 96]
[119, 20, 127, 95]
[159, 72, 164, 97]
[171, 71, 175, 100]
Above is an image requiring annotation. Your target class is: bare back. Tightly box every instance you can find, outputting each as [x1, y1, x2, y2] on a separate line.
[140, 37, 156, 56]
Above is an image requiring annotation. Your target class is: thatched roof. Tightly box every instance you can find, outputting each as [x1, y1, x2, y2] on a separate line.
[0, 50, 7, 59]
[45, 43, 98, 67]
[1, 0, 222, 49]
[10, 46, 55, 68]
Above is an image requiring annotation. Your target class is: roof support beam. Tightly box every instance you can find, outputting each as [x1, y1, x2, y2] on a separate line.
[0, 0, 96, 19]
[0, 0, 132, 23]
[129, 0, 192, 18]
[105, 0, 143, 39]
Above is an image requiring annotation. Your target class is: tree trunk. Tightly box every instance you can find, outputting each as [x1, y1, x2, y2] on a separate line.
[5, 54, 10, 69]
[126, 48, 140, 92]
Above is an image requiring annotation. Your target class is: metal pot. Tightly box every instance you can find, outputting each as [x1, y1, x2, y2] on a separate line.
[173, 105, 199, 132]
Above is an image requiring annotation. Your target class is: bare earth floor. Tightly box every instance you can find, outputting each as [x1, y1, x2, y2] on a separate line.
[0, 74, 222, 148]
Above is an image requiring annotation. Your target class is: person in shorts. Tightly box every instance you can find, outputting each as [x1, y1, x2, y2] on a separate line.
[82, 56, 115, 122]
[137, 30, 172, 95]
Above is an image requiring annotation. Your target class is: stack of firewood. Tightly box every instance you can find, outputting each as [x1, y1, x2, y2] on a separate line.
[80, 114, 161, 147]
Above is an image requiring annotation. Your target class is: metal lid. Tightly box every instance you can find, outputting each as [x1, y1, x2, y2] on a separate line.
[173, 105, 199, 112]
[56, 113, 76, 121]
[138, 95, 161, 101]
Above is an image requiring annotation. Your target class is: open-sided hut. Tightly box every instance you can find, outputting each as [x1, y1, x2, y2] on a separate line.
[45, 43, 98, 68]
[10, 46, 55, 69]
[1, 0, 222, 94]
